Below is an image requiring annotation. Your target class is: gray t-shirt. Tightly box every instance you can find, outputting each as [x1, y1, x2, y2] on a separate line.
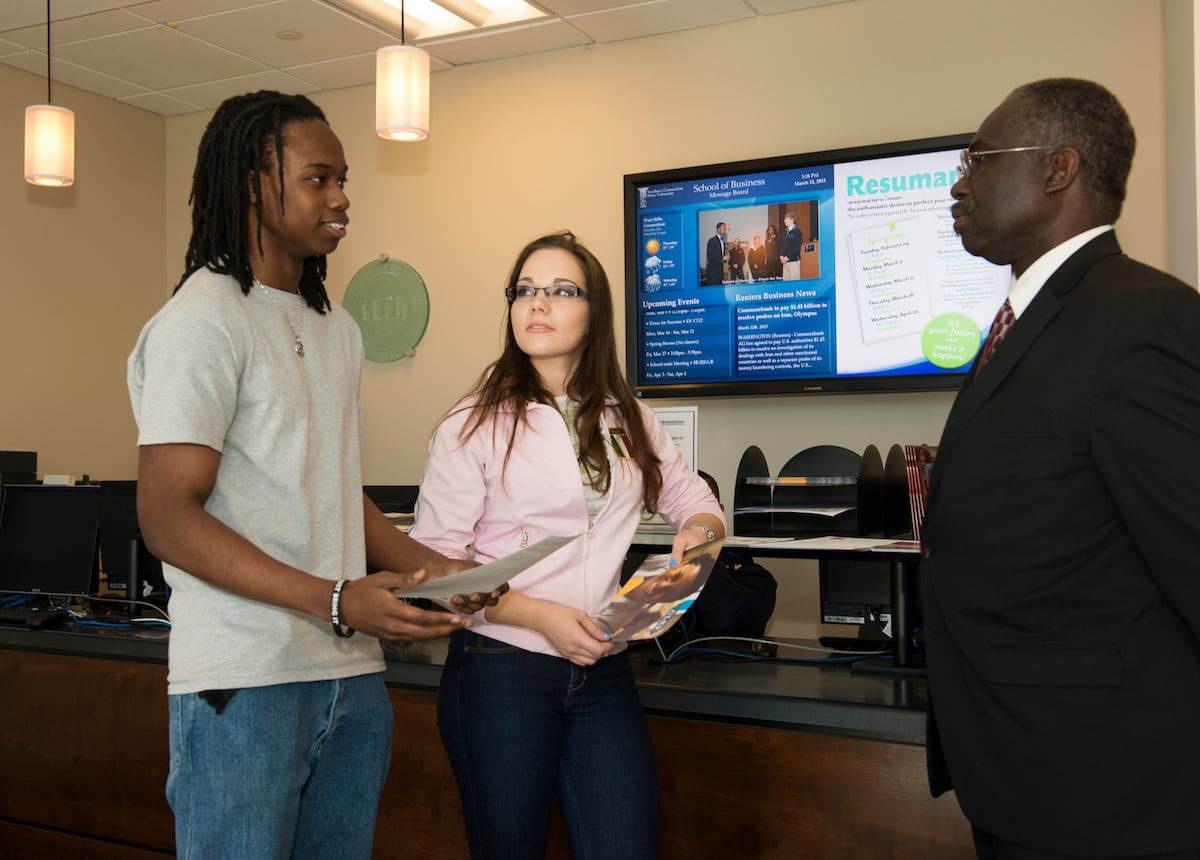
[127, 269, 384, 694]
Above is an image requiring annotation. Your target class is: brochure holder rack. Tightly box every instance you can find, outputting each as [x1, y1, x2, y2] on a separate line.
[733, 444, 885, 537]
[882, 444, 912, 537]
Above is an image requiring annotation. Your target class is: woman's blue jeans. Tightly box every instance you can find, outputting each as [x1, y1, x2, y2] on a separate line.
[438, 630, 660, 860]
[167, 672, 392, 859]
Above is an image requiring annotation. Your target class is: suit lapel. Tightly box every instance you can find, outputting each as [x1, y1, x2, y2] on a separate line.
[927, 232, 1122, 502]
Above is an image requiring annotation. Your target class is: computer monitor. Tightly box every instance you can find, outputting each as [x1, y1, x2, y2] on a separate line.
[819, 558, 897, 639]
[97, 480, 165, 600]
[0, 484, 100, 595]
[0, 449, 37, 500]
[363, 485, 419, 514]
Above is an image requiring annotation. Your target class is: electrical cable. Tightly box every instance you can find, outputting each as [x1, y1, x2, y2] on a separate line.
[78, 593, 171, 624]
[661, 634, 890, 665]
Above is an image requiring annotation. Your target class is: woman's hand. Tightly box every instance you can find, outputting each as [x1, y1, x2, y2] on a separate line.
[533, 603, 614, 666]
[669, 515, 724, 565]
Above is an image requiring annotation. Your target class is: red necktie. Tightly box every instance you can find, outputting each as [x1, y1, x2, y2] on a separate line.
[974, 299, 1014, 375]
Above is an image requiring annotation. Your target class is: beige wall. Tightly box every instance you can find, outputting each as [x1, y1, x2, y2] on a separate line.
[1, 0, 1178, 637]
[1, 64, 164, 482]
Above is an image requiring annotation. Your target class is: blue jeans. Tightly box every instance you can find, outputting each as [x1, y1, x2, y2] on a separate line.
[438, 630, 660, 860]
[167, 673, 392, 859]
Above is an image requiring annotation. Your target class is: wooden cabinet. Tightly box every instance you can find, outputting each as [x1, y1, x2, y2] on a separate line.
[0, 651, 174, 854]
[0, 645, 973, 858]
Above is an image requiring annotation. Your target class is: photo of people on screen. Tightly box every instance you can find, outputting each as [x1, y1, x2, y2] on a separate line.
[697, 202, 817, 287]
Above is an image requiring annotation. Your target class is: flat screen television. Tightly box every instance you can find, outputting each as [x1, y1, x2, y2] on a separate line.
[623, 134, 1011, 398]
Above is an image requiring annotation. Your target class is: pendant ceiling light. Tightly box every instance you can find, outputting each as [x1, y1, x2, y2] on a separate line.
[25, 0, 75, 187]
[376, 0, 430, 141]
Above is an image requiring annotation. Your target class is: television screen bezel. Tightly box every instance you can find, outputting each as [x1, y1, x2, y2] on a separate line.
[623, 132, 987, 399]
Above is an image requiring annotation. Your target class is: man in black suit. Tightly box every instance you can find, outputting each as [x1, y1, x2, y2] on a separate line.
[922, 78, 1200, 860]
[779, 212, 803, 279]
[704, 222, 728, 286]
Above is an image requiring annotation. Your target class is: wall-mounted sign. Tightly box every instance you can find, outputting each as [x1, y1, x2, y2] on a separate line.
[344, 256, 430, 363]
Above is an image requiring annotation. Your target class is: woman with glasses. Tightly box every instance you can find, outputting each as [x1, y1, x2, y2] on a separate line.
[410, 230, 724, 860]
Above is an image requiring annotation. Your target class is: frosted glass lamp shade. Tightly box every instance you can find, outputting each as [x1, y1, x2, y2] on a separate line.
[376, 45, 430, 141]
[24, 104, 75, 187]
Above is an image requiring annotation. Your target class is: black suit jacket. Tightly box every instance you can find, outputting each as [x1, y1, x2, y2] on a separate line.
[705, 234, 725, 285]
[780, 226, 803, 261]
[921, 232, 1200, 855]
[748, 244, 766, 278]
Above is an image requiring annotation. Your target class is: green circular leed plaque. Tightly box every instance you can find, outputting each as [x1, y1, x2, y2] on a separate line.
[344, 256, 430, 363]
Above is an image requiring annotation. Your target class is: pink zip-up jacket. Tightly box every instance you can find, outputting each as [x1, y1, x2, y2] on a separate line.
[410, 396, 723, 657]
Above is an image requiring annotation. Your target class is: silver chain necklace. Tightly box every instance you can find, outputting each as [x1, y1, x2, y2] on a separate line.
[254, 279, 305, 357]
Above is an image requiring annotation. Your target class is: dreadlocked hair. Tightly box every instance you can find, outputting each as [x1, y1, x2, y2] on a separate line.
[175, 90, 332, 314]
[455, 231, 664, 514]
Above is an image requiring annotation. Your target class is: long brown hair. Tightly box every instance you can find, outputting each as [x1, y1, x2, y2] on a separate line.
[458, 231, 663, 512]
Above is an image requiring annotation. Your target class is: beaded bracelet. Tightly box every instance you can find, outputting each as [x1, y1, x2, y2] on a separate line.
[330, 578, 355, 638]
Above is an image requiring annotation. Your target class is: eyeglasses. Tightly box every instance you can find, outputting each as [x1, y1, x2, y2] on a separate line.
[505, 283, 588, 302]
[957, 146, 1053, 180]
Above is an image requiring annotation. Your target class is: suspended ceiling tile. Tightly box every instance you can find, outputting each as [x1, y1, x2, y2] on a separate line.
[52, 24, 267, 89]
[0, 0, 859, 115]
[119, 88, 206, 115]
[0, 0, 132, 31]
[535, 1, 671, 15]
[0, 50, 150, 101]
[0, 49, 52, 77]
[565, 0, 753, 44]
[174, 0, 392, 68]
[6, 51, 153, 99]
[744, 0, 853, 12]
[129, 0, 285, 24]
[164, 69, 323, 110]
[284, 52, 377, 91]
[2, 9, 157, 49]
[423, 19, 591, 66]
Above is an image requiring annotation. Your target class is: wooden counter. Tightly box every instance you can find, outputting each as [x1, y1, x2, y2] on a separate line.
[0, 627, 973, 858]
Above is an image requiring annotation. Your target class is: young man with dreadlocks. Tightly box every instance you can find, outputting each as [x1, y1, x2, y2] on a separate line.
[128, 91, 503, 857]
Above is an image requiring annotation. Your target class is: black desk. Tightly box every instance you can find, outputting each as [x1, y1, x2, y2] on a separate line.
[629, 531, 924, 675]
[0, 624, 928, 744]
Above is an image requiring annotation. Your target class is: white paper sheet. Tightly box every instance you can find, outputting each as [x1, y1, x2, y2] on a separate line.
[770, 536, 920, 552]
[392, 534, 581, 599]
